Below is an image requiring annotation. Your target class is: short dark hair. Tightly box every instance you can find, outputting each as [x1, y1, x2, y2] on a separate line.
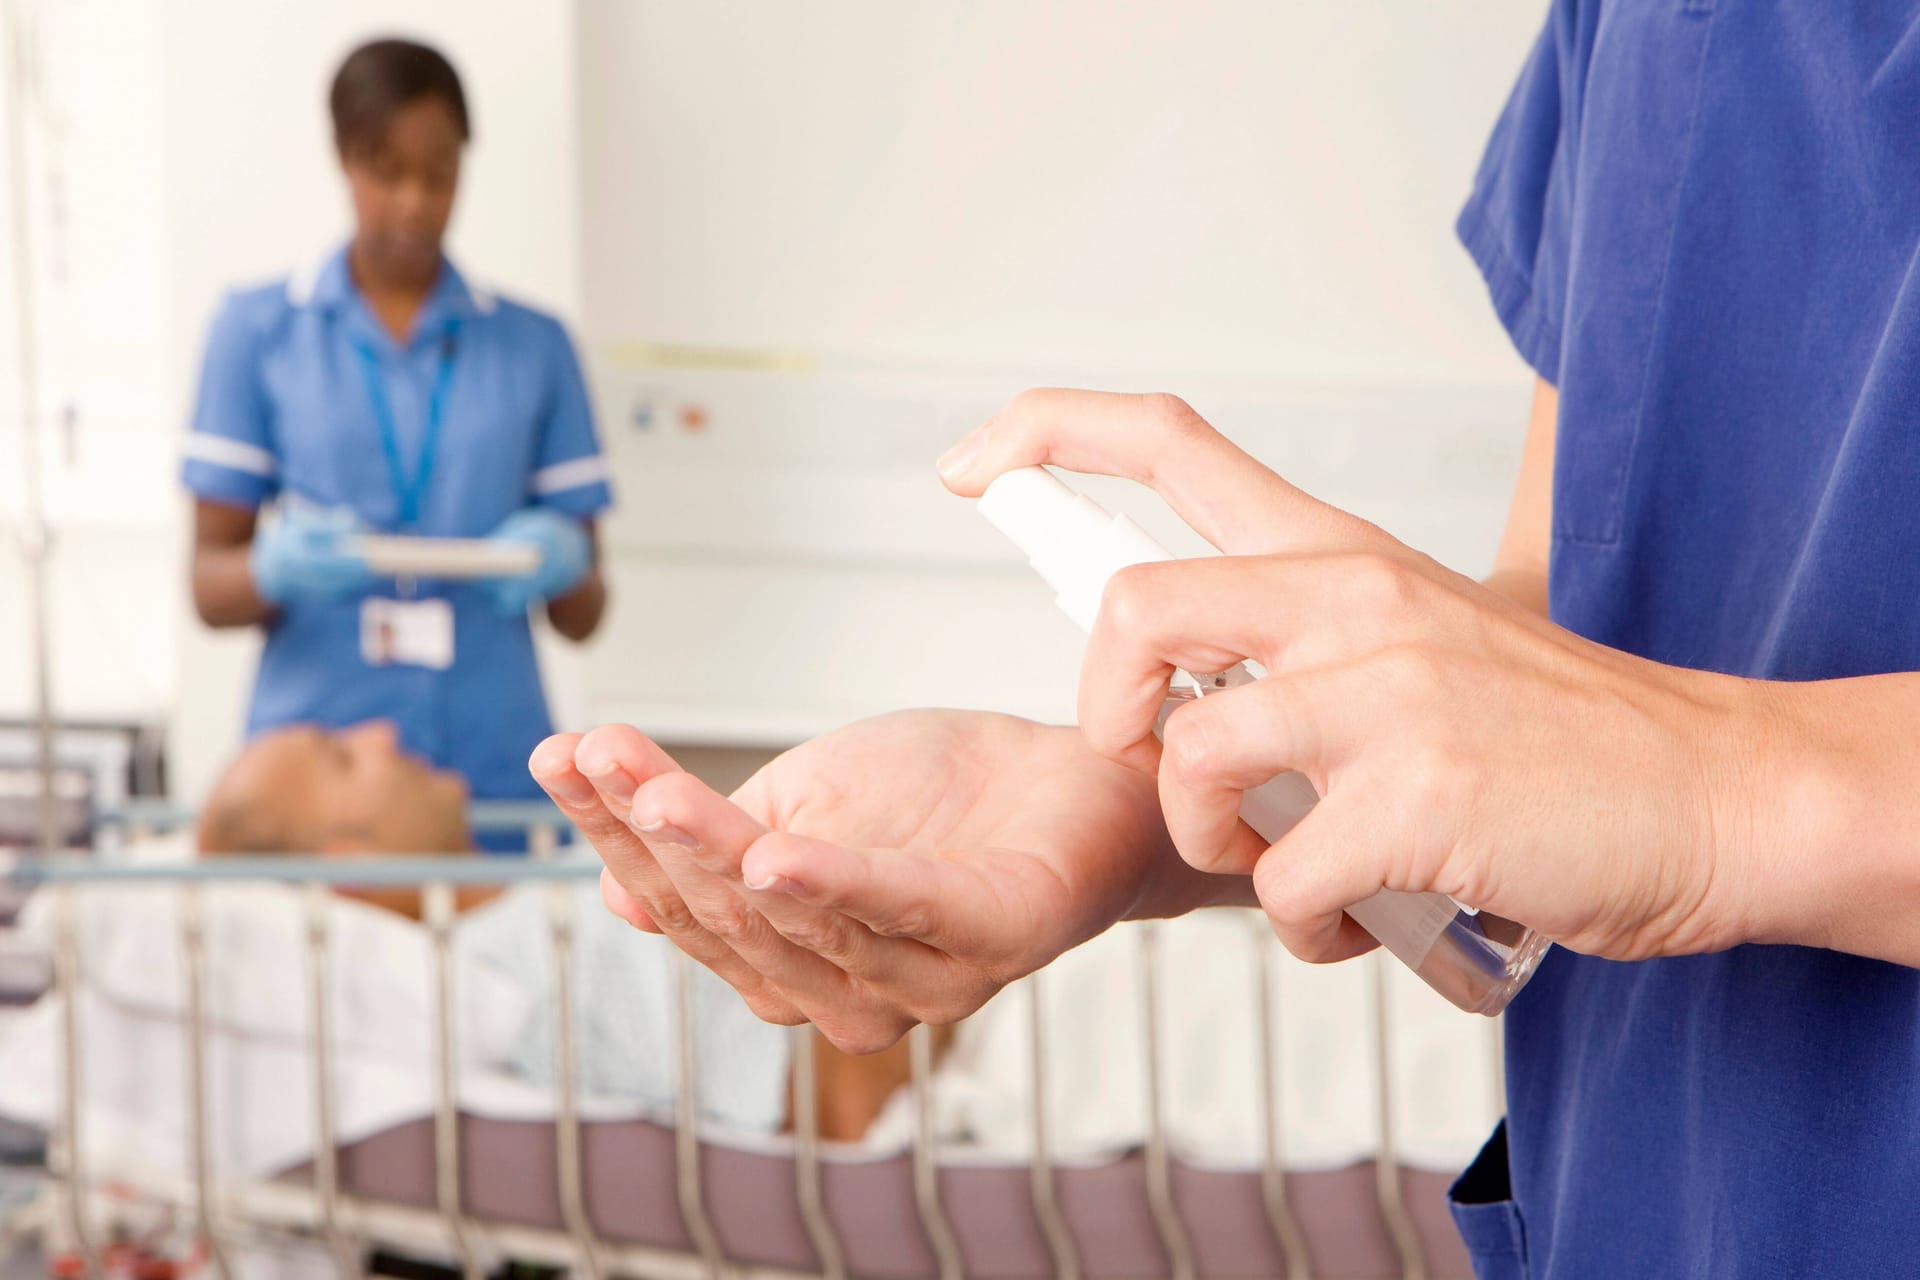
[329, 38, 471, 158]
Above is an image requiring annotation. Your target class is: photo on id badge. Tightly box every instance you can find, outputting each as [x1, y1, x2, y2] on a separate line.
[360, 597, 455, 670]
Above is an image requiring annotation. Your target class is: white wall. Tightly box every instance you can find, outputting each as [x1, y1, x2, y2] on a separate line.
[0, 0, 177, 737]
[573, 2, 1548, 740]
[580, 2, 1540, 382]
[5, 1, 1558, 792]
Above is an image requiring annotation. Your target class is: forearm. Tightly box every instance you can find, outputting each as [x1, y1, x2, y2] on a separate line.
[1481, 377, 1558, 620]
[191, 542, 275, 628]
[544, 566, 607, 641]
[1739, 673, 1920, 967]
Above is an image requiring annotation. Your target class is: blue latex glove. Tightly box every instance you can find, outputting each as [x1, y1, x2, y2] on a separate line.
[482, 507, 592, 615]
[249, 504, 375, 605]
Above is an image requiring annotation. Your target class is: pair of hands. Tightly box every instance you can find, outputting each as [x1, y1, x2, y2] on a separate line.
[250, 503, 589, 614]
[535, 389, 1785, 1052]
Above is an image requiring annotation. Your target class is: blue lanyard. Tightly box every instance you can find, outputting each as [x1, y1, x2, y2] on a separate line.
[352, 322, 460, 530]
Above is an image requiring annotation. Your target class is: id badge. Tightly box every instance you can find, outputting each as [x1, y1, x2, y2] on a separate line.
[360, 597, 455, 670]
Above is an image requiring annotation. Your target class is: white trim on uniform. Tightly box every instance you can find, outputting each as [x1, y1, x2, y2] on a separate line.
[183, 432, 278, 479]
[530, 454, 609, 496]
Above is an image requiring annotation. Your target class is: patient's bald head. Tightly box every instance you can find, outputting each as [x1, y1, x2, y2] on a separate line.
[198, 720, 470, 857]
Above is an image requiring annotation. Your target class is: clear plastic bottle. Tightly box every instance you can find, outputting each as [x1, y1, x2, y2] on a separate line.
[1161, 674, 1550, 1014]
[979, 466, 1552, 1015]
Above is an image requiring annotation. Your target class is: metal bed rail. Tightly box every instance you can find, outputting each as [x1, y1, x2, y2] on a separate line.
[92, 800, 572, 839]
[1, 839, 1491, 1279]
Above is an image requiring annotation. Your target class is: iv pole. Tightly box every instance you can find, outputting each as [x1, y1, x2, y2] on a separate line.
[5, 11, 107, 1275]
[2, 0, 59, 863]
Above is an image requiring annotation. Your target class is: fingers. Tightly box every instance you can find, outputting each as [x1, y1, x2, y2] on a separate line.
[939, 388, 1389, 556]
[533, 727, 678, 893]
[1076, 557, 1284, 773]
[740, 833, 1056, 1008]
[530, 730, 806, 1024]
[589, 752, 882, 1019]
[629, 771, 982, 1052]
[626, 769, 914, 990]
[1151, 671, 1356, 873]
[1265, 907, 1383, 966]
[1143, 664, 1444, 972]
[742, 833, 979, 954]
[1249, 792, 1399, 965]
[1077, 554, 1448, 774]
[599, 866, 660, 933]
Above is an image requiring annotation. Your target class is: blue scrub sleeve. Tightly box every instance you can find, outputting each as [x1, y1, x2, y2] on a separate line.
[1455, 6, 1580, 383]
[526, 318, 614, 518]
[180, 293, 281, 509]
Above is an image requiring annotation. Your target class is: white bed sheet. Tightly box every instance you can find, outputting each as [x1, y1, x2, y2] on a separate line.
[0, 845, 1504, 1183]
[867, 911, 1505, 1172]
[0, 841, 791, 1181]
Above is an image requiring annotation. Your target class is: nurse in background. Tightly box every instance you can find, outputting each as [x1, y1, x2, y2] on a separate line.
[182, 38, 612, 850]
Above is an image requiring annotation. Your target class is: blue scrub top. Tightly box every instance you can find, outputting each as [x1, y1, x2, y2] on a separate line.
[181, 247, 614, 830]
[1453, 4, 1920, 1276]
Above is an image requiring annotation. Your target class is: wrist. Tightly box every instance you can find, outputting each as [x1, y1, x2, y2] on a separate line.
[1713, 677, 1863, 952]
[1126, 836, 1257, 919]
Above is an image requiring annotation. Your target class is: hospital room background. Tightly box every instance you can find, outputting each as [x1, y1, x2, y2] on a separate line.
[0, 3, 1551, 1278]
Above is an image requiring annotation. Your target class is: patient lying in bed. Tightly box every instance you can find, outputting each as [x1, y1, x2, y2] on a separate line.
[0, 720, 1498, 1192]
[0, 720, 927, 1191]
[194, 719, 928, 1144]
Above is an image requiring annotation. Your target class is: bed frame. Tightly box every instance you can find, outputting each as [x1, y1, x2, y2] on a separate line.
[0, 805, 1489, 1279]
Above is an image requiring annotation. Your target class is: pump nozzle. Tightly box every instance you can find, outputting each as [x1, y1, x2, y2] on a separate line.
[977, 467, 1171, 631]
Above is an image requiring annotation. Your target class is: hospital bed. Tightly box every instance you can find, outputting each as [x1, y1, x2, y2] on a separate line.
[0, 804, 1492, 1279]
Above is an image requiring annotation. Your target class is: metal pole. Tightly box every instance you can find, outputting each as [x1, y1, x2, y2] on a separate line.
[305, 884, 360, 1277]
[1137, 923, 1196, 1280]
[424, 882, 483, 1280]
[1372, 955, 1426, 1280]
[907, 1023, 963, 1280]
[788, 1025, 846, 1280]
[4, 0, 62, 864]
[180, 888, 232, 1280]
[1252, 924, 1313, 1280]
[670, 948, 726, 1279]
[1024, 978, 1079, 1280]
[546, 881, 605, 1280]
[529, 823, 559, 863]
[50, 888, 97, 1278]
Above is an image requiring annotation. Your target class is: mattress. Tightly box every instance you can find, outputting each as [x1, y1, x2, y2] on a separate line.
[295, 1114, 1474, 1279]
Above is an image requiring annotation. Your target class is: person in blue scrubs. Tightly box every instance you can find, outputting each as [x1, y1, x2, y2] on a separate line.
[526, 6, 1920, 1276]
[184, 39, 612, 849]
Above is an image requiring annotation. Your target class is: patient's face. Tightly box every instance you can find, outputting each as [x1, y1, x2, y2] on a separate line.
[206, 720, 470, 856]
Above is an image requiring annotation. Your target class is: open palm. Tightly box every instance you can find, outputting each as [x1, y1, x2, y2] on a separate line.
[532, 710, 1246, 1052]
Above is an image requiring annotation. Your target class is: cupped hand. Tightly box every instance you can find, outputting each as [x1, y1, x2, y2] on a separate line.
[531, 709, 1243, 1053]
